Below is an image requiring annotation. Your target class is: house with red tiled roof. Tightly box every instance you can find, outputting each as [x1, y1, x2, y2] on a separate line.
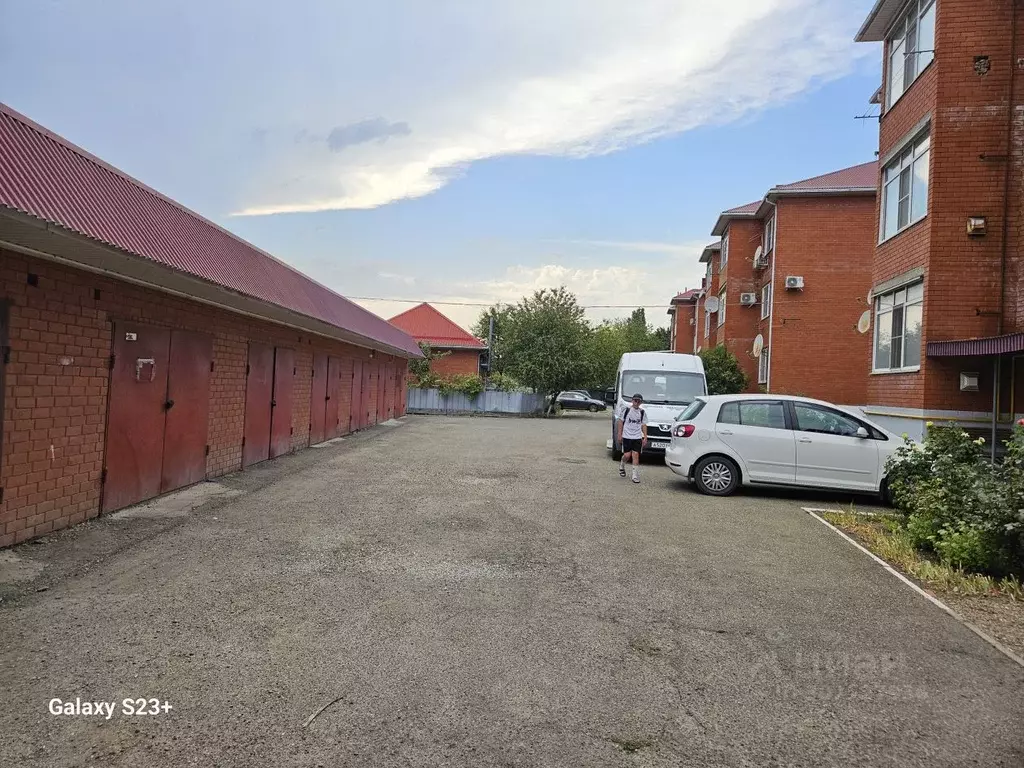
[667, 288, 701, 354]
[389, 303, 487, 378]
[699, 161, 878, 403]
[0, 102, 420, 545]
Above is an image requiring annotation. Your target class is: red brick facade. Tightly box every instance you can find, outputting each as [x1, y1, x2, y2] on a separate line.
[864, 0, 1024, 422]
[716, 219, 763, 391]
[767, 196, 876, 404]
[429, 348, 481, 378]
[0, 249, 407, 547]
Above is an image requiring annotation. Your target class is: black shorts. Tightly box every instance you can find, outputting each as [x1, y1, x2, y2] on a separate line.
[622, 438, 643, 453]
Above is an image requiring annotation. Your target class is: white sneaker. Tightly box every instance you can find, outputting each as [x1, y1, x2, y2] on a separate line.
[631, 472, 640, 484]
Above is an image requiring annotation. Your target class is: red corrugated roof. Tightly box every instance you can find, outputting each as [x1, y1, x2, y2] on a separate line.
[0, 103, 421, 357]
[389, 303, 486, 349]
[774, 161, 878, 193]
[927, 332, 1024, 358]
[671, 289, 699, 303]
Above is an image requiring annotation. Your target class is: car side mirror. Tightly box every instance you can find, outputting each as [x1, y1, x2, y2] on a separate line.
[856, 427, 870, 439]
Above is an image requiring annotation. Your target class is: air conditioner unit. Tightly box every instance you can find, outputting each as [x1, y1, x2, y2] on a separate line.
[739, 292, 758, 306]
[753, 254, 769, 269]
[785, 275, 805, 290]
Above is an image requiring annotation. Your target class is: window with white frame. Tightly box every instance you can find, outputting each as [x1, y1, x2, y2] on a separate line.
[758, 347, 770, 384]
[873, 281, 923, 372]
[886, 0, 935, 109]
[760, 283, 772, 320]
[763, 216, 776, 254]
[704, 307, 710, 338]
[881, 132, 930, 240]
[717, 288, 727, 327]
[720, 235, 729, 268]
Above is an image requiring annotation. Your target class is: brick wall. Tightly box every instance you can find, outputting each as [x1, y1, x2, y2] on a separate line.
[719, 220, 761, 390]
[0, 249, 404, 546]
[430, 349, 481, 378]
[670, 303, 697, 354]
[867, 0, 1024, 413]
[767, 196, 876, 404]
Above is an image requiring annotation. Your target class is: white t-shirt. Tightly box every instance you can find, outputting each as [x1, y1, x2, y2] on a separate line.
[619, 405, 648, 440]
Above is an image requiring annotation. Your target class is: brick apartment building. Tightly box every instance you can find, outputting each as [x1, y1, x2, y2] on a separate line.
[0, 103, 421, 547]
[667, 288, 700, 354]
[389, 303, 486, 377]
[856, 0, 1024, 443]
[699, 162, 878, 404]
[696, 241, 722, 354]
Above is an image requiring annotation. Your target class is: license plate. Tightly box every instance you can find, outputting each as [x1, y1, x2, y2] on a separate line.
[648, 441, 670, 450]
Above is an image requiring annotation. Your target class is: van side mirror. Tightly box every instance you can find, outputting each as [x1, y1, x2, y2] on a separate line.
[856, 427, 870, 439]
[604, 389, 615, 404]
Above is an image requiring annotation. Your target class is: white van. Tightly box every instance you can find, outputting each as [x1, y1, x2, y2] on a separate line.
[608, 352, 707, 458]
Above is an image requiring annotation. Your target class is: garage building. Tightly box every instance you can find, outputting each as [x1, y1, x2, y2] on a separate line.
[0, 103, 421, 546]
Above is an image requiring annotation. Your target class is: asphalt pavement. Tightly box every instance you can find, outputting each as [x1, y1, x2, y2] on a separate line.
[0, 413, 1022, 767]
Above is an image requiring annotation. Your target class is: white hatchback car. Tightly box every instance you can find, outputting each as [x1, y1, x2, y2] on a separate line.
[664, 395, 903, 500]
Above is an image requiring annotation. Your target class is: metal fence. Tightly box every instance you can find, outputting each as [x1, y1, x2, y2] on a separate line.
[406, 388, 545, 416]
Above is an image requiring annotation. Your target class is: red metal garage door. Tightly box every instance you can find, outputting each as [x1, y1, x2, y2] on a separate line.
[325, 356, 343, 440]
[0, 300, 8, 483]
[309, 353, 328, 445]
[360, 360, 372, 429]
[103, 322, 171, 512]
[383, 363, 395, 420]
[160, 330, 213, 493]
[243, 343, 274, 467]
[350, 359, 363, 431]
[269, 347, 295, 458]
[398, 366, 407, 417]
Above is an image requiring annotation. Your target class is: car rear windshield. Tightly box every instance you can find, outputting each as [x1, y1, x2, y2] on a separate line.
[676, 400, 706, 421]
[621, 370, 705, 406]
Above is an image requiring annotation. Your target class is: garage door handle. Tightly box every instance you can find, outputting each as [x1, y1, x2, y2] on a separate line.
[271, 399, 277, 407]
[164, 399, 175, 410]
[326, 395, 331, 401]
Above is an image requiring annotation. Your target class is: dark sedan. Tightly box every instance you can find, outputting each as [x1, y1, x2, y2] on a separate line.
[556, 391, 607, 412]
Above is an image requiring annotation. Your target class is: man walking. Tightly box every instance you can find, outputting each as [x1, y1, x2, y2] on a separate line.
[618, 393, 648, 484]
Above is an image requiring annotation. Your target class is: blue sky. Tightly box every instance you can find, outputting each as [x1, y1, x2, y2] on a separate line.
[0, 0, 882, 330]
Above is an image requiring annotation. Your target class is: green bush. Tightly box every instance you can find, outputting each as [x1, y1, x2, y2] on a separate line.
[487, 372, 528, 392]
[437, 374, 484, 399]
[885, 424, 1024, 578]
[699, 345, 748, 395]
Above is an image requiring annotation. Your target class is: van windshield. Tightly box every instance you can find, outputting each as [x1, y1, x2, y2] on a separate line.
[621, 370, 705, 406]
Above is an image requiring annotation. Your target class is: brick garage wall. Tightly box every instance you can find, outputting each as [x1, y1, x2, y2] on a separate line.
[769, 196, 876, 405]
[430, 349, 481, 378]
[718, 220, 761, 390]
[0, 249, 403, 546]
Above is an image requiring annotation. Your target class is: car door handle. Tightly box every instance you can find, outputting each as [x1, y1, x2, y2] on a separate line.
[798, 437, 813, 443]
[719, 430, 734, 436]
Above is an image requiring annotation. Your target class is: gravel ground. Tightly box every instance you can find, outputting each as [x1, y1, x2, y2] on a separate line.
[1, 413, 1022, 767]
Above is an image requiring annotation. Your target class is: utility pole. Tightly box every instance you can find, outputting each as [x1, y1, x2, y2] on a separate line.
[486, 314, 495, 386]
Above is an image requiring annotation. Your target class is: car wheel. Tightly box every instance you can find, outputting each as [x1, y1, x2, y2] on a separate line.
[880, 477, 894, 507]
[693, 456, 740, 496]
[588, 404, 598, 412]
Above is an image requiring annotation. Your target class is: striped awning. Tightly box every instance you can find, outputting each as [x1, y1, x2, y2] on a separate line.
[927, 332, 1024, 357]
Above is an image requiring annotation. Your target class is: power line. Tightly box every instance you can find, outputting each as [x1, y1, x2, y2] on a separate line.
[350, 296, 725, 309]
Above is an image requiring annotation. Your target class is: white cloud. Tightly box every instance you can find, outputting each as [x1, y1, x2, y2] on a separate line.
[231, 0, 870, 215]
[356, 242, 708, 331]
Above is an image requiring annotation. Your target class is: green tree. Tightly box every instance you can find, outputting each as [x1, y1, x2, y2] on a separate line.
[700, 345, 748, 395]
[408, 341, 449, 382]
[472, 305, 509, 374]
[499, 287, 593, 412]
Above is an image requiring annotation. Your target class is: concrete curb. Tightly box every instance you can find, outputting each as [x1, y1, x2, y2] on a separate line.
[802, 507, 1024, 671]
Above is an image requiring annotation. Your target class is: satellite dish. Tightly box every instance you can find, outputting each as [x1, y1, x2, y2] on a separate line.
[705, 296, 720, 313]
[752, 334, 764, 358]
[753, 245, 763, 262]
[857, 310, 872, 334]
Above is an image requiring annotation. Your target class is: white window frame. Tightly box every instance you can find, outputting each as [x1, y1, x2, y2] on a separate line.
[880, 131, 930, 242]
[873, 281, 924, 374]
[760, 283, 772, 320]
[763, 216, 776, 254]
[717, 287, 727, 328]
[758, 347, 770, 385]
[704, 307, 711, 339]
[886, 0, 935, 110]
[720, 234, 729, 269]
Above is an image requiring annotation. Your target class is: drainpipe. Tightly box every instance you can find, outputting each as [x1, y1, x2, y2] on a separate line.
[992, 357, 1001, 463]
[765, 201, 778, 392]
